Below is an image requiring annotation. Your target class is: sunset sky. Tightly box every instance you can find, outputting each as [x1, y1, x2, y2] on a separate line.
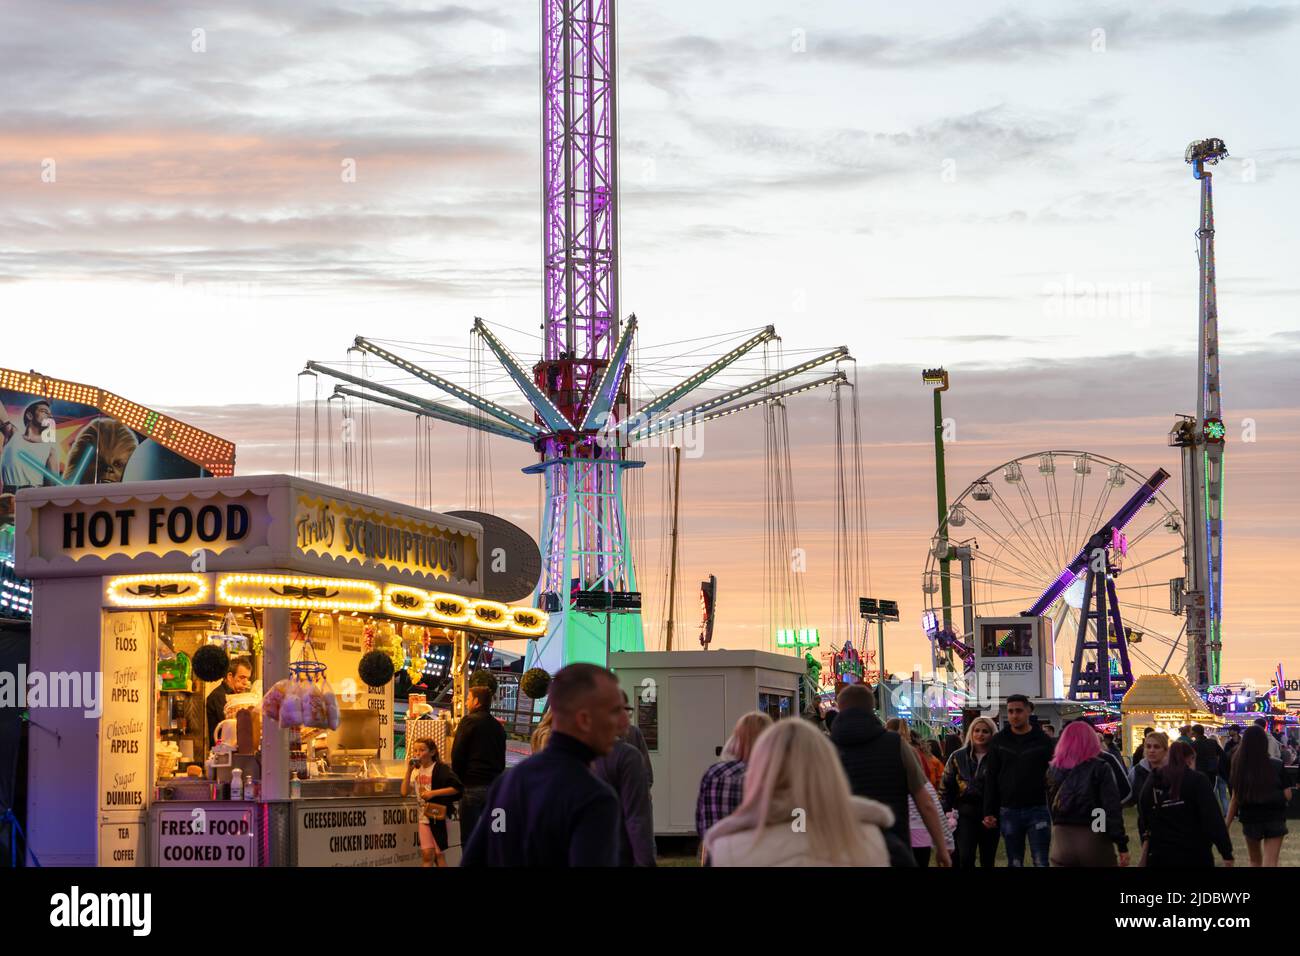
[2, 0, 1297, 684]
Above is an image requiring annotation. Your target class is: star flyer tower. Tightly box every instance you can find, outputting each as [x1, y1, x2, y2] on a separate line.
[527, 0, 639, 669]
[1171, 137, 1229, 691]
[307, 1, 855, 674]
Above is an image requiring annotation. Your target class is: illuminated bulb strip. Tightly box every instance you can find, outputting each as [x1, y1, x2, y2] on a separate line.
[383, 584, 433, 620]
[469, 599, 513, 631]
[102, 573, 548, 632]
[380, 584, 548, 635]
[353, 337, 542, 436]
[428, 594, 472, 626]
[105, 573, 212, 608]
[509, 608, 547, 636]
[217, 573, 381, 612]
[637, 324, 777, 418]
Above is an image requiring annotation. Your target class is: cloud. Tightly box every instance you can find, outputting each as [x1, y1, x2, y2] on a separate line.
[817, 5, 1300, 68]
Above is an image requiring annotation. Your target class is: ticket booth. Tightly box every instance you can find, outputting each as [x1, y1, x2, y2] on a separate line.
[971, 615, 1056, 702]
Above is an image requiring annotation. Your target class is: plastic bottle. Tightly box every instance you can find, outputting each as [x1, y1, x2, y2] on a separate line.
[230, 768, 243, 801]
[290, 778, 302, 800]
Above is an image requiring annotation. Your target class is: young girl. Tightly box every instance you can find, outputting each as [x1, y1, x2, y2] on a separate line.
[401, 738, 464, 867]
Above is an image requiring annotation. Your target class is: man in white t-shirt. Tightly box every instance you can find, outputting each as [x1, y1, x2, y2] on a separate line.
[0, 400, 61, 493]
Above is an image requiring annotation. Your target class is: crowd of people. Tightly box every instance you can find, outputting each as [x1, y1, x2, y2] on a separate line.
[405, 662, 1294, 868]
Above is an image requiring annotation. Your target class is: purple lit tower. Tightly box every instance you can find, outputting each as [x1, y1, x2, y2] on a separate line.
[528, 0, 642, 670]
[308, 1, 856, 673]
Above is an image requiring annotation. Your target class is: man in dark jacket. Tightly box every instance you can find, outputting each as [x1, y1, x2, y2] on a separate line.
[982, 694, 1055, 867]
[1222, 725, 1243, 793]
[461, 663, 622, 866]
[205, 657, 251, 746]
[591, 696, 656, 866]
[452, 684, 507, 845]
[831, 684, 951, 866]
[620, 690, 654, 786]
[1190, 723, 1227, 813]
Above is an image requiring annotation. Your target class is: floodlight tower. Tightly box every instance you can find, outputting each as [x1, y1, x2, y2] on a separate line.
[1171, 137, 1229, 691]
[922, 367, 954, 673]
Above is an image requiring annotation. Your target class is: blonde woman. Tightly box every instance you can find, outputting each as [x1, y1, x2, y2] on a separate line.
[703, 718, 894, 866]
[530, 709, 553, 752]
[696, 711, 773, 841]
[941, 717, 1000, 867]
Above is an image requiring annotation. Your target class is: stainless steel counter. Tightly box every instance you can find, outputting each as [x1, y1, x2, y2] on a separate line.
[296, 777, 404, 799]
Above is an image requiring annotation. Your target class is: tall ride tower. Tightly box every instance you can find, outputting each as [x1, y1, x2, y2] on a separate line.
[307, 0, 856, 676]
[530, 0, 641, 671]
[1172, 137, 1229, 691]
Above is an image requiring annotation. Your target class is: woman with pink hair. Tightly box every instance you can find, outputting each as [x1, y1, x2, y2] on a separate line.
[1045, 721, 1130, 866]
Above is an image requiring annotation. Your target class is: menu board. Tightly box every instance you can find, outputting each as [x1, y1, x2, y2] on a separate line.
[338, 615, 364, 652]
[294, 800, 421, 867]
[99, 818, 145, 867]
[99, 611, 152, 812]
[368, 682, 392, 759]
[154, 806, 257, 867]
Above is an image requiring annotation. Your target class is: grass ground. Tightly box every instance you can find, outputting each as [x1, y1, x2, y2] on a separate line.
[655, 809, 1300, 867]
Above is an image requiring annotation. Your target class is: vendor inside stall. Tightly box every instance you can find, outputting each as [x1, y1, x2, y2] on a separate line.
[206, 656, 252, 746]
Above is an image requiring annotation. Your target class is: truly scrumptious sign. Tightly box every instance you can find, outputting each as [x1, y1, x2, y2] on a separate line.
[293, 494, 477, 588]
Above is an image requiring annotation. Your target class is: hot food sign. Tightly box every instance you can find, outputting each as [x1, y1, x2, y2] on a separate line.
[15, 476, 485, 596]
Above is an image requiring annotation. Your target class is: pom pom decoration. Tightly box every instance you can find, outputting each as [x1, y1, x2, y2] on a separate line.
[468, 668, 499, 696]
[359, 650, 396, 688]
[520, 667, 551, 700]
[192, 643, 231, 682]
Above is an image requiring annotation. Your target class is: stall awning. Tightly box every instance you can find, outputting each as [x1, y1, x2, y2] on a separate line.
[1120, 673, 1220, 723]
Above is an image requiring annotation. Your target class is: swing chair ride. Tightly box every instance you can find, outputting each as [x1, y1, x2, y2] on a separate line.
[295, 2, 873, 677]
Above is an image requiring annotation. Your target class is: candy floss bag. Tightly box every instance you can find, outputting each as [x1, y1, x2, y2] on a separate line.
[278, 677, 307, 729]
[262, 678, 291, 722]
[302, 673, 341, 731]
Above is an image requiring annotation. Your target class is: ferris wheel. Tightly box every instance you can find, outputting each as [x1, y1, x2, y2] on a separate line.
[922, 450, 1188, 683]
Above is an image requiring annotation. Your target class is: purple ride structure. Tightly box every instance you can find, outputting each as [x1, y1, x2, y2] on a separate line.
[306, 1, 854, 674]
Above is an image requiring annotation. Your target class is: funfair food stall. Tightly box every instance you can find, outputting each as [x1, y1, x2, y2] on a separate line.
[1119, 673, 1221, 757]
[14, 474, 544, 867]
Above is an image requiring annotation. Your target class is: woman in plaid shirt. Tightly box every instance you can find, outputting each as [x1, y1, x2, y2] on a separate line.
[696, 712, 773, 846]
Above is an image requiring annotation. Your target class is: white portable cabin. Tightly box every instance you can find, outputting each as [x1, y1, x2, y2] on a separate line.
[609, 649, 806, 836]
